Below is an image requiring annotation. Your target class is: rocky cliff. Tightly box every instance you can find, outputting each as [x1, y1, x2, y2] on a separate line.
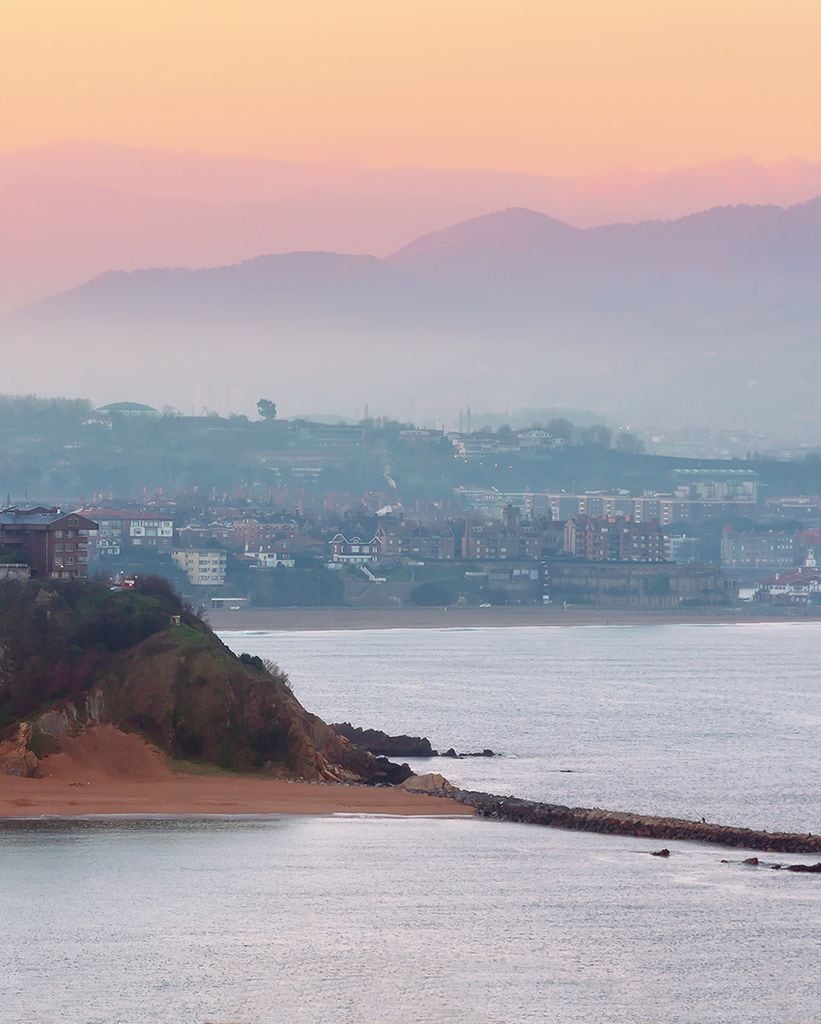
[0, 578, 401, 783]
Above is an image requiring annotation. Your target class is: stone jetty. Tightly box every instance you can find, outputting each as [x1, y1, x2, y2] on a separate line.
[419, 786, 821, 855]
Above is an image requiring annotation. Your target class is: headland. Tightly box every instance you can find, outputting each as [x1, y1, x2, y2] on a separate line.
[0, 577, 465, 818]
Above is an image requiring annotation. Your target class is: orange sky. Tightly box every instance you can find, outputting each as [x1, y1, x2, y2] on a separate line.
[2, 0, 821, 175]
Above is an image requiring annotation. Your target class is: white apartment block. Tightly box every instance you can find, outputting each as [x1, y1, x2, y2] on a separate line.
[171, 549, 227, 586]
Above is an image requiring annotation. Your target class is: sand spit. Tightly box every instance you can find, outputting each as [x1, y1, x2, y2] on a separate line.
[0, 727, 473, 819]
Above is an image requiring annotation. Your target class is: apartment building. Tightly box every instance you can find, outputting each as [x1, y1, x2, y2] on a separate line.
[170, 548, 227, 585]
[82, 509, 175, 558]
[0, 507, 97, 579]
[720, 527, 796, 569]
[564, 515, 664, 563]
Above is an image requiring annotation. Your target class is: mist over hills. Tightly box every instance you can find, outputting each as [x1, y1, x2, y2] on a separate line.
[3, 197, 821, 434]
[6, 142, 821, 310]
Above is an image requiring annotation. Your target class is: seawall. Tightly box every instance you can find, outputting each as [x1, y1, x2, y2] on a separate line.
[438, 789, 821, 854]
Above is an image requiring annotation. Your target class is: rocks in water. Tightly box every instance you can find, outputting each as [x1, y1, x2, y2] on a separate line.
[398, 772, 457, 794]
[330, 723, 435, 758]
[367, 757, 414, 787]
[330, 724, 497, 760]
[719, 856, 820, 873]
[651, 848, 671, 857]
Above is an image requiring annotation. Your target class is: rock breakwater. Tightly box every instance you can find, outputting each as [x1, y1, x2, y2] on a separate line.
[421, 787, 821, 855]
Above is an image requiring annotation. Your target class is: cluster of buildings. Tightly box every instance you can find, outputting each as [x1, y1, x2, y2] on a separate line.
[6, 400, 821, 613]
[86, 509, 175, 558]
[449, 428, 565, 457]
[4, 458, 821, 611]
[720, 527, 821, 571]
[745, 566, 821, 604]
[457, 470, 759, 525]
[329, 506, 563, 567]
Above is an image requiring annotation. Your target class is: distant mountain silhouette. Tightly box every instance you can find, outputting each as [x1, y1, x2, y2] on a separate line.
[392, 207, 580, 259]
[4, 199, 821, 431]
[33, 253, 406, 318]
[6, 141, 821, 310]
[390, 199, 821, 286]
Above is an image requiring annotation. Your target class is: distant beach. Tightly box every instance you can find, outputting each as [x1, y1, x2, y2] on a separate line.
[208, 605, 821, 632]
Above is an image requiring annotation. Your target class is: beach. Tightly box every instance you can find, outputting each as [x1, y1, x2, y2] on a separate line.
[0, 727, 472, 819]
[207, 604, 820, 631]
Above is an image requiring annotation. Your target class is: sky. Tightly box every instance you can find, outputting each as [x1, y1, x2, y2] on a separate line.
[3, 0, 821, 176]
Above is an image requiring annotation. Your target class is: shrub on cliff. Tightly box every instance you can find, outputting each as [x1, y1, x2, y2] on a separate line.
[410, 581, 456, 606]
[0, 579, 193, 725]
[74, 597, 169, 652]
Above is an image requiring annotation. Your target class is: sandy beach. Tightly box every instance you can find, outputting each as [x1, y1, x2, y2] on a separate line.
[207, 605, 821, 632]
[0, 728, 472, 819]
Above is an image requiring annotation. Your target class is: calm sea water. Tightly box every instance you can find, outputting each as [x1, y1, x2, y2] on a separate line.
[2, 624, 819, 1023]
[221, 623, 821, 833]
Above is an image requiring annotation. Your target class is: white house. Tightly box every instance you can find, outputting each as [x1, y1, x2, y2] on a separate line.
[328, 534, 381, 565]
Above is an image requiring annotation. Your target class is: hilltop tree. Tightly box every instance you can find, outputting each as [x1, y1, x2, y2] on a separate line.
[614, 431, 646, 454]
[582, 424, 613, 448]
[546, 417, 574, 441]
[256, 399, 277, 421]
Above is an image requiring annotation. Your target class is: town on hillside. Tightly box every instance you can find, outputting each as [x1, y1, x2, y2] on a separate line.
[3, 394, 821, 613]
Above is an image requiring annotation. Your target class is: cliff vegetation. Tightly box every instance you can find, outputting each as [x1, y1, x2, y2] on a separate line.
[0, 578, 395, 783]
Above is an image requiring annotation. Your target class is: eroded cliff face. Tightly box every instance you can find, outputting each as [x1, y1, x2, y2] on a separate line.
[0, 580, 393, 784]
[0, 723, 41, 777]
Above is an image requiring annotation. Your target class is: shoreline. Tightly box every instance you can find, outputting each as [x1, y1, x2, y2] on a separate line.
[5, 773, 817, 859]
[0, 774, 475, 819]
[0, 730, 474, 819]
[208, 605, 821, 632]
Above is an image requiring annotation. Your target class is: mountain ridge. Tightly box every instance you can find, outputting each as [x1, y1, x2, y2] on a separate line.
[13, 193, 821, 309]
[6, 140, 821, 309]
[4, 197, 821, 430]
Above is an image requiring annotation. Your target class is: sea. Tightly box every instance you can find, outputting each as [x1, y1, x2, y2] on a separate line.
[1, 623, 819, 1024]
